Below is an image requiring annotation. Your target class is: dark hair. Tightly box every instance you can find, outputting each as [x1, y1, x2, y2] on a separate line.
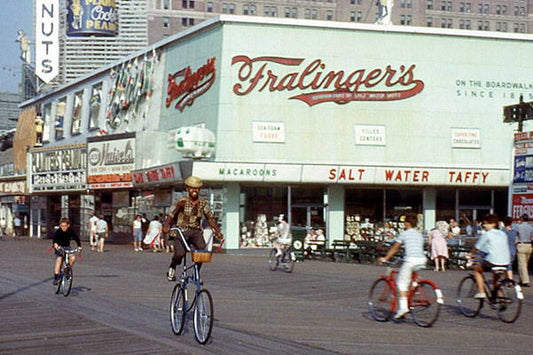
[482, 213, 499, 226]
[404, 214, 418, 228]
[59, 218, 70, 225]
[521, 214, 529, 222]
[503, 216, 513, 227]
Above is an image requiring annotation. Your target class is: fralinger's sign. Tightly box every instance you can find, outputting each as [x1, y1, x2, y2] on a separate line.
[166, 58, 216, 112]
[36, 0, 59, 83]
[232, 56, 425, 106]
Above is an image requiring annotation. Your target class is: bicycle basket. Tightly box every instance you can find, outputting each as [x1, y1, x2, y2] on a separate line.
[191, 250, 213, 263]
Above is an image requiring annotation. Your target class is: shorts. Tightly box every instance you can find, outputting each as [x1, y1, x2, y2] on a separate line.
[133, 228, 142, 242]
[480, 260, 507, 272]
[276, 237, 292, 246]
[97, 232, 106, 240]
[397, 256, 427, 292]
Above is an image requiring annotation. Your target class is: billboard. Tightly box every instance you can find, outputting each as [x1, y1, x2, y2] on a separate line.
[66, 0, 118, 37]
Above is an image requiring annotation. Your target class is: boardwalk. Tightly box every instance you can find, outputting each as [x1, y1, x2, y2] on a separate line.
[1, 237, 532, 354]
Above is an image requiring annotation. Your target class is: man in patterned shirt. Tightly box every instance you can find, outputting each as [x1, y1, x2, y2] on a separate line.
[165, 176, 223, 281]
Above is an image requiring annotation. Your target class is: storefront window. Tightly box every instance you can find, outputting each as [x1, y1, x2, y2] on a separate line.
[240, 186, 287, 248]
[42, 103, 51, 142]
[71, 90, 83, 135]
[345, 188, 422, 241]
[89, 84, 102, 130]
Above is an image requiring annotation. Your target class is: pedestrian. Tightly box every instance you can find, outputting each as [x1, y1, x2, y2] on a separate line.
[502, 216, 517, 280]
[0, 217, 6, 237]
[13, 215, 21, 237]
[52, 218, 82, 285]
[144, 215, 162, 252]
[514, 214, 533, 287]
[428, 225, 449, 272]
[132, 214, 143, 252]
[96, 214, 109, 253]
[164, 176, 223, 281]
[88, 212, 99, 251]
[141, 213, 150, 237]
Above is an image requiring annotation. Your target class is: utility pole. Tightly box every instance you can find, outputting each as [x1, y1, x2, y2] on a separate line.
[503, 94, 533, 132]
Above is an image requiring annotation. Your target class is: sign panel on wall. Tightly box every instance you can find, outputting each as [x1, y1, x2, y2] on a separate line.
[87, 134, 135, 189]
[355, 125, 385, 146]
[451, 128, 481, 149]
[28, 145, 87, 193]
[252, 122, 285, 143]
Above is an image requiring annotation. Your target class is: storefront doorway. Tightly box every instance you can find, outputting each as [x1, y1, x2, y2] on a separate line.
[290, 203, 325, 229]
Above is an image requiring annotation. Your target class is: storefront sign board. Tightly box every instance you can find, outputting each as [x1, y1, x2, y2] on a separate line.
[252, 122, 285, 143]
[355, 125, 386, 146]
[87, 135, 135, 189]
[451, 128, 481, 149]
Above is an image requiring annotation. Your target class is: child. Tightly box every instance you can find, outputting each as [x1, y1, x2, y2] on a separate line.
[468, 214, 510, 299]
[378, 214, 427, 319]
[52, 218, 82, 285]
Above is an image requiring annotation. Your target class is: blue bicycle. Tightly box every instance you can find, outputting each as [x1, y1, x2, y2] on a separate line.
[169, 228, 214, 344]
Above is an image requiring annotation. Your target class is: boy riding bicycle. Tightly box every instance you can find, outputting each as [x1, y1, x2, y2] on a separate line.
[378, 214, 426, 319]
[468, 213, 511, 299]
[52, 218, 82, 285]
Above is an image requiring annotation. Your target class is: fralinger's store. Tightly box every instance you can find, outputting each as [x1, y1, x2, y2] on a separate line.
[17, 16, 533, 248]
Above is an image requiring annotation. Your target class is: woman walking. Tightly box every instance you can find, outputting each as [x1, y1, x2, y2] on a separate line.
[132, 214, 143, 252]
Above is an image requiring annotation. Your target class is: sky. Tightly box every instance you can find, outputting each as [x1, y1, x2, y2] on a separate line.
[0, 1, 34, 93]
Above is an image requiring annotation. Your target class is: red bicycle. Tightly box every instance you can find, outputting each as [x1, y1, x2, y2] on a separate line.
[368, 260, 444, 327]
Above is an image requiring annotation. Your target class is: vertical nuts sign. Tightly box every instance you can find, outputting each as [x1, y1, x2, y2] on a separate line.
[36, 0, 59, 83]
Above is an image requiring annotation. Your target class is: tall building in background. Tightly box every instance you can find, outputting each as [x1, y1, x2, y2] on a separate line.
[37, 0, 148, 91]
[146, 0, 533, 44]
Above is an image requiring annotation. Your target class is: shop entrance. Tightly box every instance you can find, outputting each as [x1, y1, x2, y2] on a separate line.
[291, 203, 326, 228]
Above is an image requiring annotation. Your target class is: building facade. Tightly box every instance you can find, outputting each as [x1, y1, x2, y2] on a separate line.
[17, 16, 533, 249]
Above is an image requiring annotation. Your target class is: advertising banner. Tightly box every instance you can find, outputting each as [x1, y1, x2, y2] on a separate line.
[66, 0, 118, 37]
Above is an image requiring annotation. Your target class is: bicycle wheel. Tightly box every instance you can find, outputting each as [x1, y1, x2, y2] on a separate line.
[170, 284, 186, 335]
[410, 281, 442, 327]
[193, 289, 213, 344]
[268, 249, 279, 271]
[61, 267, 73, 297]
[368, 278, 395, 322]
[456, 275, 482, 318]
[282, 251, 294, 273]
[496, 279, 522, 323]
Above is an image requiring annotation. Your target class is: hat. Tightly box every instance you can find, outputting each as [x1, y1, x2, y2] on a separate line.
[185, 176, 203, 188]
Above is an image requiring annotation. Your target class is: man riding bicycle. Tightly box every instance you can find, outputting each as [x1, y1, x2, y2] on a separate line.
[468, 213, 511, 299]
[165, 176, 223, 281]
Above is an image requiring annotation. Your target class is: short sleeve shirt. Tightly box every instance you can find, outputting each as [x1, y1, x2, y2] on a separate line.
[516, 222, 533, 243]
[396, 228, 425, 258]
[475, 229, 511, 266]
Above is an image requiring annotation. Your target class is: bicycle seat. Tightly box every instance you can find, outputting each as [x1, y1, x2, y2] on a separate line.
[491, 266, 507, 273]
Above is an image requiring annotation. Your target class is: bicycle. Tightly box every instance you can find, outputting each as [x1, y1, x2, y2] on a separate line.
[169, 227, 214, 344]
[368, 260, 444, 327]
[456, 263, 523, 323]
[55, 247, 80, 297]
[268, 245, 295, 273]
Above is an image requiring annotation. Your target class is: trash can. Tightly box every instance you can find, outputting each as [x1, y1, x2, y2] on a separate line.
[290, 226, 306, 261]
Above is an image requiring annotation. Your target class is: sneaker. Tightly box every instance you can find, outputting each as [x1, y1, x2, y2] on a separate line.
[167, 268, 176, 282]
[474, 292, 487, 299]
[394, 308, 409, 319]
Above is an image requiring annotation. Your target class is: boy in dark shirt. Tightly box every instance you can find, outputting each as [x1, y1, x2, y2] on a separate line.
[52, 218, 82, 285]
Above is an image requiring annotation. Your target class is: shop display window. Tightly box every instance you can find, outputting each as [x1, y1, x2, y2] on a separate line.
[71, 90, 84, 135]
[345, 188, 422, 241]
[88, 84, 102, 130]
[240, 186, 287, 248]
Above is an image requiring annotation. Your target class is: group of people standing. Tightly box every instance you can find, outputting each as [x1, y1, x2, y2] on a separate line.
[426, 214, 533, 287]
[132, 214, 171, 253]
[87, 213, 108, 253]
